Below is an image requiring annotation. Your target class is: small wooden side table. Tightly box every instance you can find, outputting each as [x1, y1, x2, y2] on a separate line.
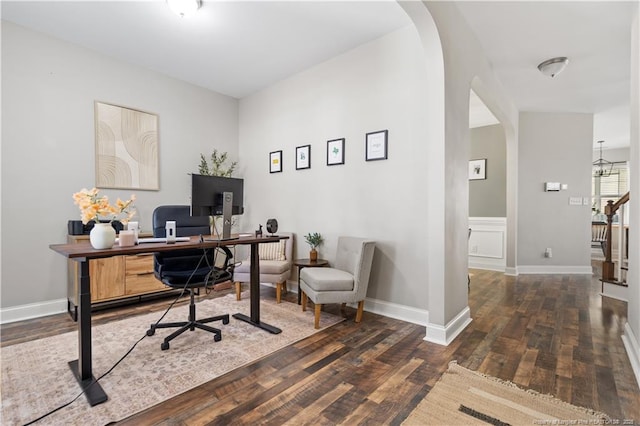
[294, 258, 329, 304]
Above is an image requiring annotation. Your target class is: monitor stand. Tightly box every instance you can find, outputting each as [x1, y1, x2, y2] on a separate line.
[222, 191, 233, 239]
[206, 191, 238, 242]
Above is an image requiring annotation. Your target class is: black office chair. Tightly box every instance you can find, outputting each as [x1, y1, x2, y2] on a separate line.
[146, 205, 233, 350]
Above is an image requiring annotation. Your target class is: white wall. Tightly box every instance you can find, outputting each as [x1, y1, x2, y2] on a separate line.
[469, 124, 507, 217]
[622, 4, 640, 385]
[517, 112, 593, 273]
[468, 217, 507, 272]
[593, 147, 630, 163]
[416, 1, 519, 343]
[238, 26, 431, 315]
[1, 22, 239, 313]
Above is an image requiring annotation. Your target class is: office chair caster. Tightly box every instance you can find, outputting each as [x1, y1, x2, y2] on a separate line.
[161, 341, 170, 351]
[223, 317, 230, 325]
[214, 334, 222, 342]
[146, 326, 156, 336]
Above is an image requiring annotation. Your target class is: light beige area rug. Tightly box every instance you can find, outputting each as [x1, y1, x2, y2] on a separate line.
[403, 361, 610, 425]
[1, 293, 343, 425]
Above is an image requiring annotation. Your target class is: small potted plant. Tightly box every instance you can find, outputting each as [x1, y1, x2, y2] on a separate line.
[304, 232, 324, 261]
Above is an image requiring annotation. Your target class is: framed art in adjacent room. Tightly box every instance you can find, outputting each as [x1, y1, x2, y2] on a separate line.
[270, 150, 283, 173]
[469, 158, 487, 180]
[327, 138, 345, 166]
[95, 101, 159, 190]
[296, 145, 311, 170]
[365, 129, 388, 161]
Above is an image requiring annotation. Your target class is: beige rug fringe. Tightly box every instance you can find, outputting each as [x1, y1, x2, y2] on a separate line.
[403, 360, 610, 425]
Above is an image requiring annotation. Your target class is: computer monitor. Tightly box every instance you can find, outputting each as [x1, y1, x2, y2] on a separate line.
[190, 174, 244, 217]
[191, 174, 244, 240]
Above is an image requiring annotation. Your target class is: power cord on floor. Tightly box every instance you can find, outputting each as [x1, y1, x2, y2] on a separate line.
[23, 249, 210, 425]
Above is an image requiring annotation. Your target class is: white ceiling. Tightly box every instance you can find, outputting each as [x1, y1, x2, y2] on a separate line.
[456, 1, 633, 149]
[2, 1, 634, 149]
[1, 1, 411, 98]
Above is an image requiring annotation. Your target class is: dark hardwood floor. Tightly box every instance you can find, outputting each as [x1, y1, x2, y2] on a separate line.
[2, 268, 639, 424]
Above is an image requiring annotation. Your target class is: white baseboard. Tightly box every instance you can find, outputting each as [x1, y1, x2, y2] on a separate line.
[517, 265, 593, 274]
[272, 284, 431, 327]
[622, 322, 640, 388]
[468, 259, 505, 272]
[0, 298, 67, 324]
[504, 266, 519, 276]
[424, 306, 472, 346]
[359, 297, 429, 326]
[601, 282, 628, 302]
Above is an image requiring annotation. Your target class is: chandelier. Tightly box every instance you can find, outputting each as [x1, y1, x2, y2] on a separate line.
[593, 140, 613, 178]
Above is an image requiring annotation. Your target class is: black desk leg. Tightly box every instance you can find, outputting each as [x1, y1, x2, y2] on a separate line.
[69, 259, 108, 406]
[233, 243, 282, 334]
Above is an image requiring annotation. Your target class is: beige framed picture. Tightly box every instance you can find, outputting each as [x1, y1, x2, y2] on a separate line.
[95, 101, 159, 190]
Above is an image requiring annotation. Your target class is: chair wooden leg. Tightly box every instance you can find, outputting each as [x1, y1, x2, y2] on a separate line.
[235, 282, 241, 301]
[314, 304, 322, 329]
[276, 281, 283, 303]
[355, 300, 364, 323]
[301, 291, 307, 311]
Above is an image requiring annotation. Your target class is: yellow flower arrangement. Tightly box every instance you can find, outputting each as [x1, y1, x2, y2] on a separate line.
[73, 188, 136, 225]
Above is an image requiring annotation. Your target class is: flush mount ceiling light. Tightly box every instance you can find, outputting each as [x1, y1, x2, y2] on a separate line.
[167, 0, 201, 18]
[537, 56, 569, 78]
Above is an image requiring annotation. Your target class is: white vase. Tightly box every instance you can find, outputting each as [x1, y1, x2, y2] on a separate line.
[89, 223, 116, 249]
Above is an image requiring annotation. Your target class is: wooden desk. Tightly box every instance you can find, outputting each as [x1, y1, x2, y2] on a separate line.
[50, 234, 287, 406]
[66, 232, 174, 320]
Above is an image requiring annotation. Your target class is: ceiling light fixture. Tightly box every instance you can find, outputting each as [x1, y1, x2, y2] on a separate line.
[537, 56, 569, 78]
[167, 0, 201, 18]
[593, 140, 614, 178]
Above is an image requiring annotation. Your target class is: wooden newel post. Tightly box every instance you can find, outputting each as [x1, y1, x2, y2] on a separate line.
[602, 200, 615, 281]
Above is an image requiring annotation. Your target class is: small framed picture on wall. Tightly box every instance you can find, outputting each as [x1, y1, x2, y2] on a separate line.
[296, 145, 311, 170]
[270, 150, 283, 173]
[365, 129, 388, 161]
[468, 158, 486, 180]
[327, 138, 345, 166]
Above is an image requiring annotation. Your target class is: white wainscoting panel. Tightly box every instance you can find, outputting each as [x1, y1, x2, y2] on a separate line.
[468, 217, 506, 272]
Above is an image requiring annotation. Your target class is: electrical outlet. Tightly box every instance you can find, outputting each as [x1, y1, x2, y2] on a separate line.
[544, 248, 552, 258]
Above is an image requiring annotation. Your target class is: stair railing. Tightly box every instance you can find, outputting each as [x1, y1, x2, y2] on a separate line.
[602, 192, 630, 282]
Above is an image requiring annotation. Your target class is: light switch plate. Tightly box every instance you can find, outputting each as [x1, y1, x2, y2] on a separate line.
[583, 197, 590, 206]
[569, 197, 582, 206]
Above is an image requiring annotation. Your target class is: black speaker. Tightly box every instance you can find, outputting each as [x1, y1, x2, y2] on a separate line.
[266, 218, 278, 236]
[68, 220, 84, 235]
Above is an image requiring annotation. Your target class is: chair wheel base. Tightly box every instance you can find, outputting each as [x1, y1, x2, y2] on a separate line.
[161, 342, 170, 351]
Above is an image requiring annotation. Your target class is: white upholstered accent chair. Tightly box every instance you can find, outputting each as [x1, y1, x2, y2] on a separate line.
[233, 232, 293, 303]
[300, 237, 375, 329]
